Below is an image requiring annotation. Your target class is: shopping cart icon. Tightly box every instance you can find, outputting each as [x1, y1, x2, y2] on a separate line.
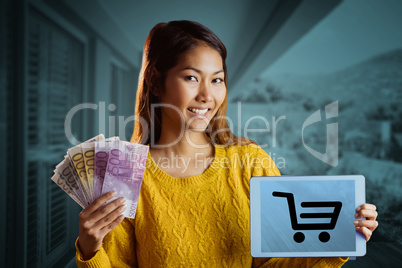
[272, 191, 342, 243]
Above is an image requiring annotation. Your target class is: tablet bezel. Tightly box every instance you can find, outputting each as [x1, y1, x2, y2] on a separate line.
[250, 175, 366, 257]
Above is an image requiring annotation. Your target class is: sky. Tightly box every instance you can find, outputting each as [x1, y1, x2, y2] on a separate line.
[262, 0, 402, 76]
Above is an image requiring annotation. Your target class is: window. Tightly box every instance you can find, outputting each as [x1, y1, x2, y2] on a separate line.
[110, 57, 136, 141]
[23, 7, 85, 267]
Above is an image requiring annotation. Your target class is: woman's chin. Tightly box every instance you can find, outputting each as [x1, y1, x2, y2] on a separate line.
[183, 124, 210, 134]
[185, 121, 209, 131]
[186, 128, 207, 133]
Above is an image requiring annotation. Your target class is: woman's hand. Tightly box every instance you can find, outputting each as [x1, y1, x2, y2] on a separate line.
[77, 191, 127, 260]
[354, 203, 378, 242]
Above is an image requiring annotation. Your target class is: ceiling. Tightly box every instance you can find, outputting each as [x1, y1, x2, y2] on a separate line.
[60, 0, 342, 96]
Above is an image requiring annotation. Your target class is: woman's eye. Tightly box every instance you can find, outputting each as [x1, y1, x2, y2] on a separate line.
[213, 78, 223, 83]
[185, 76, 197, 82]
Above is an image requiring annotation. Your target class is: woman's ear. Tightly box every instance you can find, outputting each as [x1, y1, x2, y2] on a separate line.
[151, 88, 159, 96]
[151, 84, 164, 97]
[148, 68, 162, 97]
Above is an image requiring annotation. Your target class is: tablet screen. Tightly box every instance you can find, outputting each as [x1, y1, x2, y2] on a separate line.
[250, 175, 366, 257]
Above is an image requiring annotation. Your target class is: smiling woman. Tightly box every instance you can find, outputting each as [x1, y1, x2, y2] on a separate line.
[74, 20, 378, 268]
[130, 20, 255, 148]
[158, 45, 226, 135]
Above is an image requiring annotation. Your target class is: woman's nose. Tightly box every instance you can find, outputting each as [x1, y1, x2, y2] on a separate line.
[196, 81, 213, 103]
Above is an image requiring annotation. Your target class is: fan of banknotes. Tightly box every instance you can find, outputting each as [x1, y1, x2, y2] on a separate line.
[51, 134, 149, 219]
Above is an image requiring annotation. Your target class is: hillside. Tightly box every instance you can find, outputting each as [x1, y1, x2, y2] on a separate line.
[232, 48, 402, 113]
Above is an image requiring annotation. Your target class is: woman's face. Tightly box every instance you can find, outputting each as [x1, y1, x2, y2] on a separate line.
[158, 45, 227, 134]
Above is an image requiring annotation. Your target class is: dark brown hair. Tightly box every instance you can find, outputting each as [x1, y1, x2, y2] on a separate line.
[130, 20, 255, 147]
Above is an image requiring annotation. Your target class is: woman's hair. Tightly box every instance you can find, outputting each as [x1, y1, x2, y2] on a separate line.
[130, 20, 256, 147]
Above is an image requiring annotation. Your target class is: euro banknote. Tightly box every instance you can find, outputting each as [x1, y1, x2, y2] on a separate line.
[101, 139, 149, 218]
[67, 134, 105, 202]
[52, 134, 149, 219]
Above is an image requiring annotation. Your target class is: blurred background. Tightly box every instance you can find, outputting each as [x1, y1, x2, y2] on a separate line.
[1, 0, 401, 267]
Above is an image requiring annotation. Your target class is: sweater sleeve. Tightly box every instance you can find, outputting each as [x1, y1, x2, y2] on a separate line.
[249, 144, 349, 267]
[75, 218, 137, 268]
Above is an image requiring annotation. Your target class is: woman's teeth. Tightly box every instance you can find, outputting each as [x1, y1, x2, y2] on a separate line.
[188, 108, 208, 115]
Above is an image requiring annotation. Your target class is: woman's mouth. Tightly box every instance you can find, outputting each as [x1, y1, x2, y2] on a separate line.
[187, 107, 210, 117]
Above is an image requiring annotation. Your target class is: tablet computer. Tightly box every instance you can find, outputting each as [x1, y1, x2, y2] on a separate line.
[250, 175, 366, 257]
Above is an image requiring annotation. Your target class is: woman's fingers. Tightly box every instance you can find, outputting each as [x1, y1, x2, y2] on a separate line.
[90, 196, 126, 223]
[93, 203, 127, 230]
[354, 203, 378, 242]
[354, 219, 379, 232]
[355, 226, 373, 242]
[99, 214, 126, 237]
[78, 191, 125, 230]
[356, 203, 376, 213]
[77, 191, 127, 259]
[355, 209, 378, 220]
[82, 191, 117, 216]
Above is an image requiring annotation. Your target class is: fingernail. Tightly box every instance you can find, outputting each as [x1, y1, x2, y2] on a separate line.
[111, 191, 117, 195]
[356, 207, 361, 211]
[355, 214, 359, 218]
[354, 221, 359, 225]
[120, 197, 126, 203]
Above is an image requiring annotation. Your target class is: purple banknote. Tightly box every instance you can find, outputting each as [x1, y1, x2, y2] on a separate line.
[101, 140, 149, 219]
[93, 137, 120, 200]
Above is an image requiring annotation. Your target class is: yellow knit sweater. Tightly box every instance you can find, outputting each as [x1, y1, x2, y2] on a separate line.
[76, 143, 348, 267]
